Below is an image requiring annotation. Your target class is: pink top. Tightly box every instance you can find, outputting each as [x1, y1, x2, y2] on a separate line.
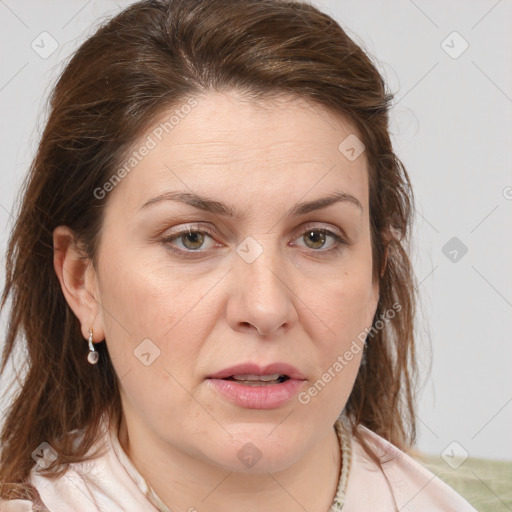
[0, 419, 477, 512]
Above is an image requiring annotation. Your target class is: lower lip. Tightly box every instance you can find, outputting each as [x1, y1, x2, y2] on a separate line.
[206, 378, 305, 409]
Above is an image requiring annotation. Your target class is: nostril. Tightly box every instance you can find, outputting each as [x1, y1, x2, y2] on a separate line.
[240, 321, 265, 335]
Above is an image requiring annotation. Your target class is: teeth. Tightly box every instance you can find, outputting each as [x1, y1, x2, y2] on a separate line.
[231, 373, 283, 382]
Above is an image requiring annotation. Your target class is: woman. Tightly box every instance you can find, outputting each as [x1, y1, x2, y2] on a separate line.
[0, 0, 477, 510]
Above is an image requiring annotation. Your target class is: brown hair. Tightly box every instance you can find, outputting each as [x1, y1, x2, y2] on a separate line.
[1, 0, 417, 496]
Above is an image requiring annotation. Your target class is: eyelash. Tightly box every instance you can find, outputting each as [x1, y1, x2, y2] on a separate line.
[160, 224, 347, 256]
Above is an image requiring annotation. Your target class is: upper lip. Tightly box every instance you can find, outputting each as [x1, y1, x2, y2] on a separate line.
[207, 362, 306, 380]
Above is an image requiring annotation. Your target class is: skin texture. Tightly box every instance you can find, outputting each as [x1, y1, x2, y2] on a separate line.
[53, 91, 379, 512]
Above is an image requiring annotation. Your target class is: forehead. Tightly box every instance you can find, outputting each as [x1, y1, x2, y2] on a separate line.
[109, 91, 369, 212]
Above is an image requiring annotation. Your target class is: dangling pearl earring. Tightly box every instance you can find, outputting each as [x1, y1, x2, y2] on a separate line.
[87, 328, 99, 365]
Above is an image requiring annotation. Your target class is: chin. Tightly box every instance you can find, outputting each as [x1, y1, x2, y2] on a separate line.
[201, 423, 308, 474]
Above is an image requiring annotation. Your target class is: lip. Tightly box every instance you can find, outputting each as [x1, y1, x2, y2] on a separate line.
[206, 362, 306, 410]
[207, 362, 306, 380]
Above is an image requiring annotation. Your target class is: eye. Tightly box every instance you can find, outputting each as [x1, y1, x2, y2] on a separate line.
[292, 227, 346, 251]
[161, 224, 346, 256]
[162, 227, 218, 253]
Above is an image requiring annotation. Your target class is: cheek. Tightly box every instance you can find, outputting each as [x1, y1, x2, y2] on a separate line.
[303, 268, 375, 345]
[297, 263, 374, 400]
[95, 255, 211, 422]
[98, 239, 180, 333]
[95, 242, 220, 382]
[297, 274, 369, 417]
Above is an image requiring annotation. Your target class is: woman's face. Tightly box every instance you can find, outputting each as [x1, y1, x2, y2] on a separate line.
[91, 91, 379, 472]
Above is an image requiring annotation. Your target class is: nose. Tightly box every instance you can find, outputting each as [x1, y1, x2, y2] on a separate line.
[226, 244, 298, 337]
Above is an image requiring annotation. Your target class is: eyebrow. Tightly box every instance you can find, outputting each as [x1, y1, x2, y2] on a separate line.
[139, 190, 363, 216]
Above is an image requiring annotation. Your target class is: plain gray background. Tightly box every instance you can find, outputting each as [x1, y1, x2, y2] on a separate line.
[0, 0, 511, 463]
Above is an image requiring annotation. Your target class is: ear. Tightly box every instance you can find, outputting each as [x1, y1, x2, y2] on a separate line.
[53, 226, 105, 343]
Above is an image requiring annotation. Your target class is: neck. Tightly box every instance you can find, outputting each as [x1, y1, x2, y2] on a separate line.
[118, 418, 341, 512]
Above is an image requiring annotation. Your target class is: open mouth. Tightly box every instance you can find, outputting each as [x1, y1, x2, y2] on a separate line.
[223, 374, 290, 386]
[206, 366, 304, 409]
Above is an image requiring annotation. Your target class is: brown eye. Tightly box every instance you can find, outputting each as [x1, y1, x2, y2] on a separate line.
[162, 227, 217, 254]
[291, 227, 346, 252]
[180, 231, 205, 250]
[303, 230, 327, 249]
